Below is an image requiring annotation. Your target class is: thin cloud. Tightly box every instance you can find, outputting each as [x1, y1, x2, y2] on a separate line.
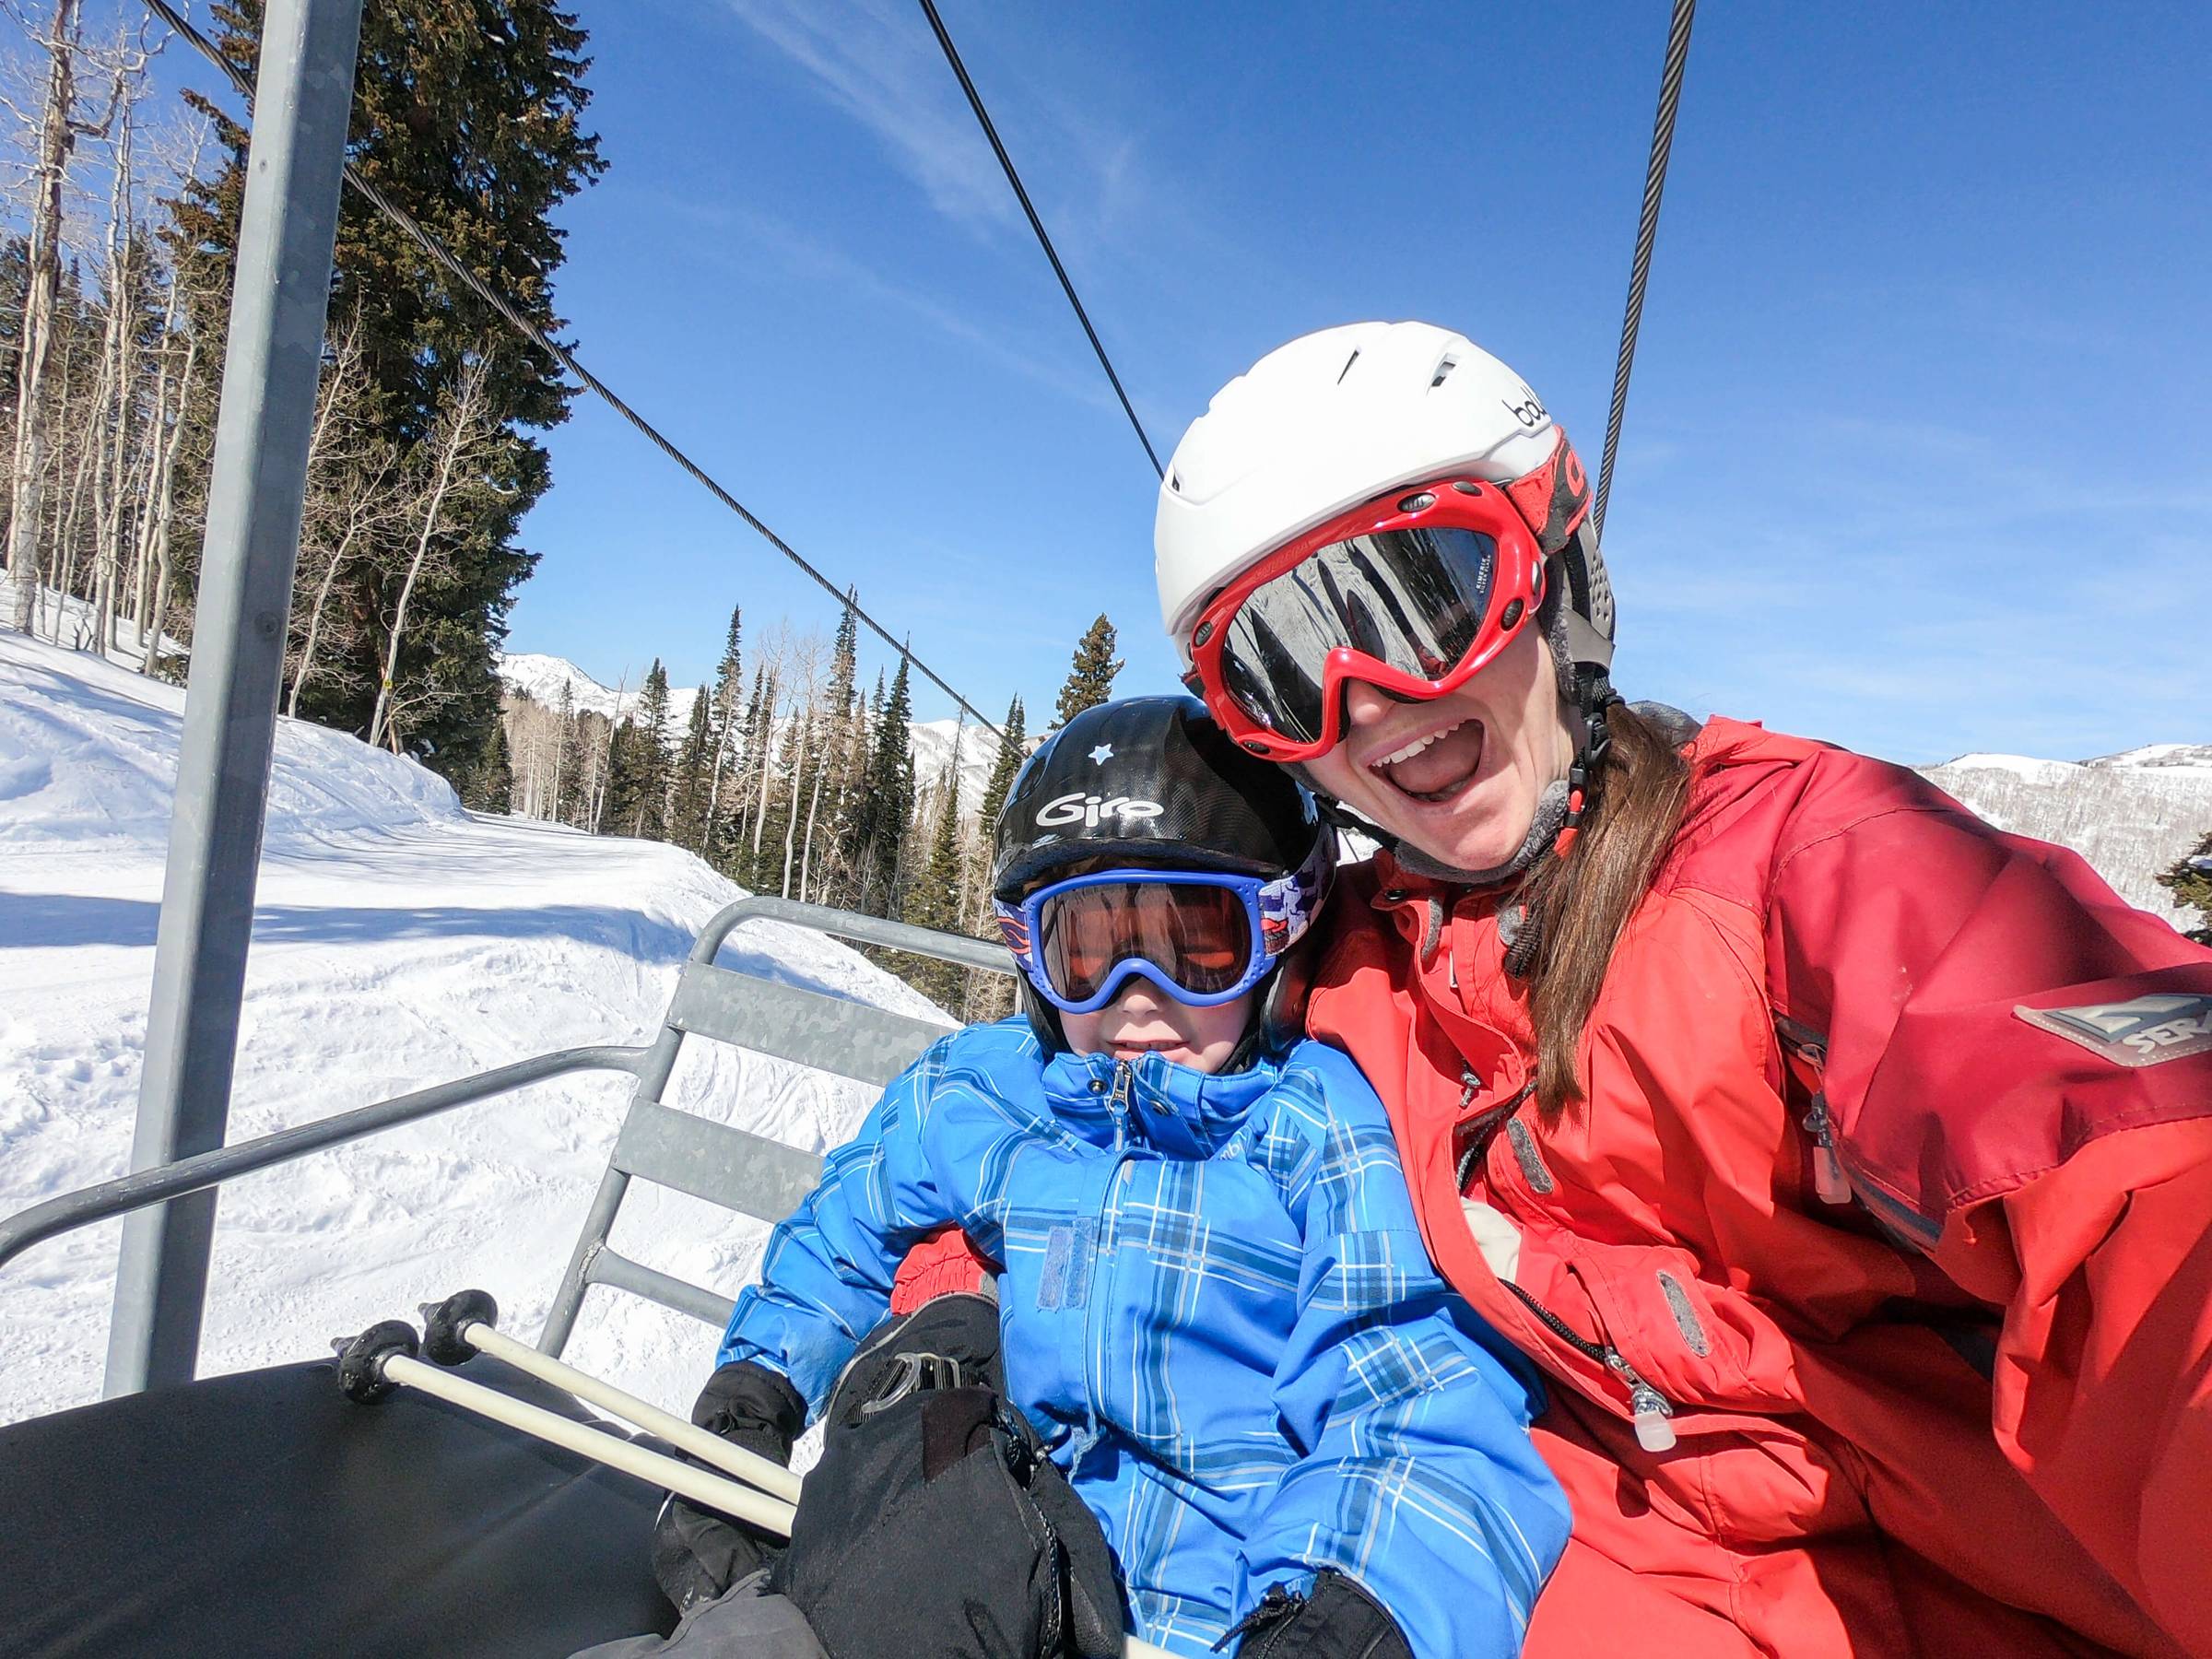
[723, 0, 1017, 231]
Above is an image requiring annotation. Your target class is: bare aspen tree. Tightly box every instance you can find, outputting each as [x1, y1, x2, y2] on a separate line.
[289, 314, 406, 715]
[4, 0, 124, 634]
[88, 33, 152, 653]
[128, 114, 208, 655]
[369, 357, 495, 753]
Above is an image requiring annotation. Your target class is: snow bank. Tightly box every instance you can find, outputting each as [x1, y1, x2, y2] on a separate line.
[0, 631, 952, 1425]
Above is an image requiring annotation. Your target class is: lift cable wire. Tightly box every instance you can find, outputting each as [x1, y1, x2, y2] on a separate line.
[1592, 0, 1698, 547]
[915, 0, 1163, 480]
[142, 0, 1005, 739]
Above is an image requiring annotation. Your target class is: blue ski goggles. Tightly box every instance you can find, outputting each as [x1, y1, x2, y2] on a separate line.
[993, 849, 1326, 1017]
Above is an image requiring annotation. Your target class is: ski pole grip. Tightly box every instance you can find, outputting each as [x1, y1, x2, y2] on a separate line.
[420, 1288, 500, 1366]
[334, 1320, 422, 1404]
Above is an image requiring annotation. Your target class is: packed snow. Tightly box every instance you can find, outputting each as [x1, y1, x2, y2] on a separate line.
[498, 651, 1002, 812]
[0, 630, 954, 1426]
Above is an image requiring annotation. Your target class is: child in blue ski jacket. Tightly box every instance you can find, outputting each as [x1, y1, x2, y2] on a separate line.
[689, 698, 1569, 1658]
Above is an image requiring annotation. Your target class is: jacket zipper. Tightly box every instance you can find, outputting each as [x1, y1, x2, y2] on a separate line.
[1077, 1060, 1135, 1462]
[1502, 1280, 1677, 1453]
[1775, 1018, 1852, 1205]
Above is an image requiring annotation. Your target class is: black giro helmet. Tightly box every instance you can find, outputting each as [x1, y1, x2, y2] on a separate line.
[993, 696, 1324, 900]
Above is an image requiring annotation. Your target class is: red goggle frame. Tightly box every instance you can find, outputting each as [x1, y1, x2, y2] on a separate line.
[1183, 430, 1590, 762]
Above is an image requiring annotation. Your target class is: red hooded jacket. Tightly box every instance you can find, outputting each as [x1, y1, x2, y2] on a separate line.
[1305, 718, 2212, 1657]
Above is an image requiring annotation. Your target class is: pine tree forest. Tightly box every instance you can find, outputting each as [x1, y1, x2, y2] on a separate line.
[0, 2, 1118, 1012]
[498, 611, 1120, 1011]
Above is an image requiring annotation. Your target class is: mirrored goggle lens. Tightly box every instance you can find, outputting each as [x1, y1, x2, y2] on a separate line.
[1218, 526, 1499, 745]
[1036, 882, 1253, 1004]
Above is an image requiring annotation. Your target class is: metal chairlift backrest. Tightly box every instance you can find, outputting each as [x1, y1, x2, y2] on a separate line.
[534, 896, 1013, 1359]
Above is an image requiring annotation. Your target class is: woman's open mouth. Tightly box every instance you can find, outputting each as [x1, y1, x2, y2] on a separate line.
[1367, 716, 1487, 805]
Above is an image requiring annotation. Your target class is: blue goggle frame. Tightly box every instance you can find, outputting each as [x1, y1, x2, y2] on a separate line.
[993, 849, 1324, 1018]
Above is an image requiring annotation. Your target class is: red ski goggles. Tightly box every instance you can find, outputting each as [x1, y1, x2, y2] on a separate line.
[1182, 433, 1589, 763]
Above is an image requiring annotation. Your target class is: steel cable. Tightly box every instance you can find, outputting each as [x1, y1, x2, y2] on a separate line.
[142, 0, 1004, 736]
[1593, 0, 1699, 547]
[916, 0, 1163, 479]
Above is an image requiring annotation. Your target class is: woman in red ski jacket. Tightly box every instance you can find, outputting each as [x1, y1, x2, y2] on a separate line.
[1153, 321, 2212, 1657]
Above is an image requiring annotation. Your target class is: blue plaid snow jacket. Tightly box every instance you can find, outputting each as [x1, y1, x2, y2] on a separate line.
[717, 1018, 1569, 1657]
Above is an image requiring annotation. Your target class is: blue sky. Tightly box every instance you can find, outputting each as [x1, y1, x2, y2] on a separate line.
[411, 2, 2206, 760]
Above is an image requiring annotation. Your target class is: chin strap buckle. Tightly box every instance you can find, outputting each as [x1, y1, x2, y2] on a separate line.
[1553, 692, 1618, 857]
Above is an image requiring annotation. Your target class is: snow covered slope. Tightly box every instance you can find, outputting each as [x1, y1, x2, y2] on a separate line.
[0, 632, 952, 1426]
[499, 652, 1006, 813]
[1916, 744, 2212, 928]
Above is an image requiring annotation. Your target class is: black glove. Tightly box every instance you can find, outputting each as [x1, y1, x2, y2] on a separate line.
[1228, 1571, 1413, 1659]
[771, 1294, 1123, 1659]
[650, 1359, 807, 1615]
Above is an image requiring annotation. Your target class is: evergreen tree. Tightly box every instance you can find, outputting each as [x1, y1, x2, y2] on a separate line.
[1053, 614, 1123, 726]
[463, 706, 512, 813]
[902, 773, 970, 1009]
[721, 665, 769, 882]
[810, 594, 865, 904]
[170, 2, 606, 782]
[2157, 830, 2212, 946]
[840, 670, 888, 898]
[553, 681, 586, 826]
[700, 606, 742, 853]
[856, 658, 915, 916]
[974, 696, 1028, 837]
[667, 687, 715, 852]
[607, 660, 670, 840]
[959, 695, 1030, 1023]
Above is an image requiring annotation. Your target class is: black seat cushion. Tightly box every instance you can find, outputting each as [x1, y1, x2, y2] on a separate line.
[0, 1354, 676, 1658]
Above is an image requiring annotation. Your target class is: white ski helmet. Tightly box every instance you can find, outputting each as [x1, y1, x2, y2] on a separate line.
[1154, 322, 1616, 701]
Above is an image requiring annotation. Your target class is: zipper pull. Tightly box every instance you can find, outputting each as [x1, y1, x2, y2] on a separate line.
[1629, 1382, 1677, 1453]
[1803, 1092, 1852, 1206]
[1108, 1061, 1134, 1148]
[1605, 1350, 1677, 1453]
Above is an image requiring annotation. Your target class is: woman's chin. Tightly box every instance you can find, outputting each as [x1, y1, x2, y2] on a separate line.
[1362, 780, 1530, 873]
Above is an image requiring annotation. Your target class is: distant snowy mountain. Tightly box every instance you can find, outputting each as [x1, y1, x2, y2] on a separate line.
[498, 651, 701, 734]
[499, 652, 1004, 813]
[1916, 743, 2212, 929]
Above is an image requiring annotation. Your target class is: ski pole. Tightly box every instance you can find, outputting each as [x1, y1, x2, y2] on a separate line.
[335, 1320, 799, 1535]
[340, 1321, 1179, 1659]
[419, 1289, 802, 1505]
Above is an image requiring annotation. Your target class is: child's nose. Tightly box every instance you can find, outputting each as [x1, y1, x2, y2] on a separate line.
[1112, 978, 1163, 1016]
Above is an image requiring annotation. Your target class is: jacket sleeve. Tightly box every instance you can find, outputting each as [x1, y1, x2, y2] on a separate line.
[1232, 1047, 1572, 1658]
[713, 1035, 971, 1411]
[1767, 775, 2212, 1652]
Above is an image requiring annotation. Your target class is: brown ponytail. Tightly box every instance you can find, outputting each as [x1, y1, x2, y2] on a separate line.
[1514, 702, 1694, 1122]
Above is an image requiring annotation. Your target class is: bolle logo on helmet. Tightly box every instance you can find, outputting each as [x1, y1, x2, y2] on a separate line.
[1501, 384, 1548, 429]
[1036, 793, 1165, 830]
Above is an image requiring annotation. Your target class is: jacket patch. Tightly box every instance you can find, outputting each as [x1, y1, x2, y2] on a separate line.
[2015, 994, 2212, 1067]
[1505, 1118, 1556, 1194]
[1036, 1220, 1097, 1311]
[1655, 1272, 1710, 1357]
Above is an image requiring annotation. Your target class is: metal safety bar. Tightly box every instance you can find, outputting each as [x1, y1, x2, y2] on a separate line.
[0, 1046, 650, 1277]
